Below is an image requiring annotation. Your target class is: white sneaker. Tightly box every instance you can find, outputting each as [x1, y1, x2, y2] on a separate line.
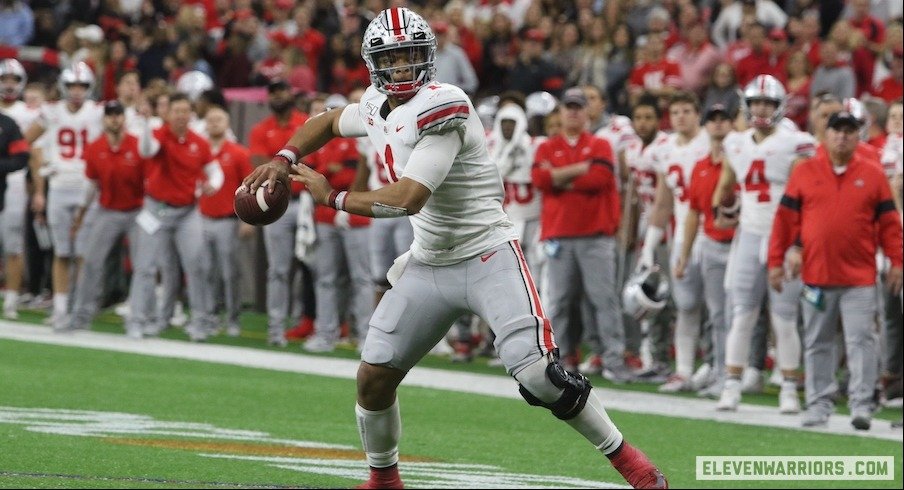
[170, 302, 188, 328]
[768, 368, 784, 387]
[2, 307, 18, 320]
[740, 367, 764, 394]
[303, 336, 336, 353]
[113, 302, 130, 318]
[716, 378, 742, 411]
[226, 325, 241, 337]
[779, 380, 801, 414]
[658, 375, 693, 393]
[690, 363, 713, 391]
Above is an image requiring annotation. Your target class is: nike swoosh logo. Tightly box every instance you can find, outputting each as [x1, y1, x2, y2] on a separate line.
[480, 251, 497, 262]
[396, 125, 404, 132]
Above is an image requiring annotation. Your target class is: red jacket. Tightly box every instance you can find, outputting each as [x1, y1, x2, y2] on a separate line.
[769, 151, 903, 287]
[199, 141, 253, 218]
[85, 133, 145, 211]
[307, 137, 370, 227]
[144, 126, 212, 207]
[533, 132, 619, 240]
[688, 156, 735, 243]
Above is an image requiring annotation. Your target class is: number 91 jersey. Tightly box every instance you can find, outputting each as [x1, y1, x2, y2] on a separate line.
[723, 127, 816, 236]
[38, 100, 104, 189]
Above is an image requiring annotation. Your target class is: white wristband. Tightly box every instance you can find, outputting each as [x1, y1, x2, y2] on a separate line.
[276, 149, 298, 165]
[334, 191, 349, 211]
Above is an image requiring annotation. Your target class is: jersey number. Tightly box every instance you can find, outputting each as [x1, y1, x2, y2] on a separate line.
[58, 128, 89, 159]
[382, 145, 399, 183]
[666, 164, 688, 202]
[504, 183, 535, 206]
[744, 159, 770, 202]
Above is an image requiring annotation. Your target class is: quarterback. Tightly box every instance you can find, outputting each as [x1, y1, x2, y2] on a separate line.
[244, 7, 667, 490]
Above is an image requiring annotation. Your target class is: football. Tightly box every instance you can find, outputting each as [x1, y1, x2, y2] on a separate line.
[234, 180, 290, 226]
[719, 192, 740, 218]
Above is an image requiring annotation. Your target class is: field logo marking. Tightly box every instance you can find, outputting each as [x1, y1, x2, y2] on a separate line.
[0, 407, 625, 489]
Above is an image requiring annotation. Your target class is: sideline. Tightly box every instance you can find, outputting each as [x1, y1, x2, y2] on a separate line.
[0, 321, 900, 443]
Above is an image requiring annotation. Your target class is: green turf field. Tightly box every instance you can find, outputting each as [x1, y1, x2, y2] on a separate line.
[0, 334, 900, 489]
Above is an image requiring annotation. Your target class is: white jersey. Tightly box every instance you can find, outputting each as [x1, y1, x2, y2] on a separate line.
[1, 101, 41, 194]
[723, 127, 816, 236]
[487, 104, 540, 222]
[595, 115, 636, 173]
[650, 129, 711, 242]
[37, 100, 104, 190]
[624, 131, 670, 239]
[881, 133, 903, 178]
[343, 82, 516, 266]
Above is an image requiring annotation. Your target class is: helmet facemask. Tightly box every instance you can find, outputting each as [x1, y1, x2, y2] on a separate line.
[364, 40, 435, 100]
[744, 96, 785, 130]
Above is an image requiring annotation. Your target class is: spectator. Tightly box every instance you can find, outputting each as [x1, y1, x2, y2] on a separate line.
[872, 47, 904, 103]
[288, 6, 326, 76]
[0, 0, 34, 46]
[506, 29, 565, 97]
[212, 27, 253, 88]
[784, 51, 814, 130]
[810, 41, 856, 100]
[283, 48, 316, 95]
[847, 0, 886, 57]
[769, 109, 903, 429]
[863, 96, 889, 150]
[100, 41, 138, 101]
[711, 0, 788, 49]
[628, 34, 681, 108]
[551, 23, 582, 85]
[605, 22, 635, 115]
[445, 0, 484, 74]
[433, 21, 479, 96]
[667, 20, 721, 95]
[481, 12, 517, 96]
[570, 16, 608, 93]
[734, 22, 782, 87]
[790, 11, 824, 68]
[254, 32, 293, 85]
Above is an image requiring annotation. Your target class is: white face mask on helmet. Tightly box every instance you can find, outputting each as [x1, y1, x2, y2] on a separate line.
[742, 74, 786, 130]
[622, 266, 669, 321]
[59, 61, 96, 105]
[0, 58, 26, 102]
[362, 7, 437, 100]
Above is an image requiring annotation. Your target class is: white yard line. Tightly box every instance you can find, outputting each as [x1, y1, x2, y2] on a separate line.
[1, 321, 900, 443]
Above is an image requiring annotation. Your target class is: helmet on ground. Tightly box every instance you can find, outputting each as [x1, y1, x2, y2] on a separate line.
[622, 266, 669, 320]
[362, 7, 437, 100]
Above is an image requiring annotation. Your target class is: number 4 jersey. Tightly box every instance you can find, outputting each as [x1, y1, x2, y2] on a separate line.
[723, 127, 816, 236]
[37, 100, 104, 190]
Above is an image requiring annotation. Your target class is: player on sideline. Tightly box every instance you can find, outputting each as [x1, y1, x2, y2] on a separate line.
[244, 8, 666, 489]
[24, 62, 104, 330]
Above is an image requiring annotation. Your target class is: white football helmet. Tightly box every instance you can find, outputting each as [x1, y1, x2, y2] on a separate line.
[59, 61, 96, 104]
[362, 7, 437, 100]
[526, 91, 558, 119]
[622, 266, 669, 321]
[176, 70, 214, 102]
[742, 75, 786, 129]
[0, 58, 26, 102]
[476, 95, 499, 130]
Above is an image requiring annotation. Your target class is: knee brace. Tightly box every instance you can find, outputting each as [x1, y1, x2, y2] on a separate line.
[518, 360, 592, 420]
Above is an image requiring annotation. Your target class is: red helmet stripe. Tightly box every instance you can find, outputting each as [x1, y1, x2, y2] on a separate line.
[390, 8, 402, 35]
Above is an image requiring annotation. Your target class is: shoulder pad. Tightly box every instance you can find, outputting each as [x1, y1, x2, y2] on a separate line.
[415, 84, 470, 138]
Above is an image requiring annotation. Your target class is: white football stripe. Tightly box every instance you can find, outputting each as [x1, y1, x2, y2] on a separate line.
[255, 187, 270, 212]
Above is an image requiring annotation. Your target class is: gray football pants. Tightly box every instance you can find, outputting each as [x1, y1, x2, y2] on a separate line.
[70, 208, 139, 329]
[263, 199, 301, 336]
[698, 236, 732, 377]
[312, 223, 373, 342]
[363, 240, 555, 374]
[543, 235, 624, 368]
[200, 216, 241, 328]
[802, 286, 879, 414]
[127, 198, 206, 336]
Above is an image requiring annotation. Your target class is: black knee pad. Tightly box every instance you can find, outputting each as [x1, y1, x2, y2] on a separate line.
[518, 361, 592, 420]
